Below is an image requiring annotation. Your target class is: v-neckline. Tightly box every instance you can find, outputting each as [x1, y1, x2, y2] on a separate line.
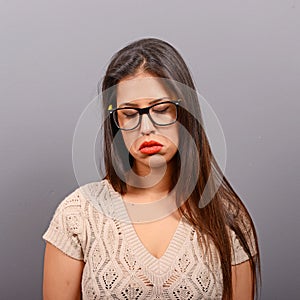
[104, 179, 189, 271]
[128, 214, 184, 260]
[122, 213, 188, 272]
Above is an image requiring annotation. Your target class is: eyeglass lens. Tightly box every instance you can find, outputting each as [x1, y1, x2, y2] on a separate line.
[114, 102, 177, 130]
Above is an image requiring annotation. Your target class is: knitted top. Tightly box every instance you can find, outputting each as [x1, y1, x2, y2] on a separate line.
[42, 179, 257, 300]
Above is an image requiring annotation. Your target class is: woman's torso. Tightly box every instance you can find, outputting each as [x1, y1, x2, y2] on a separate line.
[78, 180, 224, 299]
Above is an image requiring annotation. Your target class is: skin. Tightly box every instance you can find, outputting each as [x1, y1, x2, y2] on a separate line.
[116, 72, 179, 201]
[43, 71, 254, 299]
[232, 260, 254, 299]
[43, 243, 84, 300]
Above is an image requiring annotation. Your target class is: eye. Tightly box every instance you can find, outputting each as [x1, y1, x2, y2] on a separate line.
[152, 103, 170, 113]
[120, 109, 138, 118]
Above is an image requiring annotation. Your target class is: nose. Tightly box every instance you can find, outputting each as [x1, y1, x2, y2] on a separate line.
[140, 113, 155, 135]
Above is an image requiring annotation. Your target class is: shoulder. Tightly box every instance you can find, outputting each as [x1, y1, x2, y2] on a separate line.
[227, 222, 258, 266]
[45, 179, 116, 233]
[56, 179, 114, 213]
[49, 179, 129, 227]
[42, 179, 116, 259]
[78, 179, 122, 217]
[221, 196, 258, 265]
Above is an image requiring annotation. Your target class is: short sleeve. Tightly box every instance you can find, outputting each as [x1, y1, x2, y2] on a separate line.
[230, 226, 258, 266]
[42, 188, 85, 260]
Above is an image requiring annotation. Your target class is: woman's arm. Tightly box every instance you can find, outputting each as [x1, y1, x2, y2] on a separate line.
[232, 260, 254, 300]
[43, 242, 85, 300]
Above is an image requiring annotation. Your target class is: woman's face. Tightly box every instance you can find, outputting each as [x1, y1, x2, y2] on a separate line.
[116, 72, 179, 175]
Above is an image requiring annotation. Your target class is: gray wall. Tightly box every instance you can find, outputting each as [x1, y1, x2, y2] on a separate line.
[1, 1, 299, 299]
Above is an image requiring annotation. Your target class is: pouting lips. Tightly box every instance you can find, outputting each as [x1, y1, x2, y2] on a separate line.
[139, 140, 163, 154]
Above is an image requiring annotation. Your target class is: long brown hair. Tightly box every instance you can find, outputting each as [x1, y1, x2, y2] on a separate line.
[98, 37, 261, 299]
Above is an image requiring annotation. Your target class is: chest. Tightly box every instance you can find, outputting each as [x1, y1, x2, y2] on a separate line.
[81, 214, 223, 299]
[131, 214, 182, 259]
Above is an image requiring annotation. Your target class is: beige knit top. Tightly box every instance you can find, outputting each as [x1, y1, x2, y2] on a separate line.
[43, 179, 257, 299]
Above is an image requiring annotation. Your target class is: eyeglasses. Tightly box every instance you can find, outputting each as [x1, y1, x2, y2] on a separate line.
[109, 99, 181, 131]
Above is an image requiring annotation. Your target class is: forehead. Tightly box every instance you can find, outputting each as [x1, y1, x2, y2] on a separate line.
[116, 75, 173, 105]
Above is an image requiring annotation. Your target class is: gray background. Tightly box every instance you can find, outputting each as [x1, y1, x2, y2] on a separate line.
[1, 0, 299, 299]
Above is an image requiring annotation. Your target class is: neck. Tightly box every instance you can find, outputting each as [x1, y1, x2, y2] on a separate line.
[124, 158, 176, 202]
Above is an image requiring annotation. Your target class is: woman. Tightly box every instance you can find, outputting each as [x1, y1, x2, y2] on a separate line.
[43, 38, 261, 299]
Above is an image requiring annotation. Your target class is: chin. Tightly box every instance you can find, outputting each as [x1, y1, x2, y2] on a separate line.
[147, 154, 168, 169]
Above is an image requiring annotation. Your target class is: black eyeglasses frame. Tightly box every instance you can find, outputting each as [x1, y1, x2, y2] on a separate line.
[109, 99, 181, 131]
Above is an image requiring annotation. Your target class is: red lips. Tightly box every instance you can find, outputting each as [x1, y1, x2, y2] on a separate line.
[139, 140, 163, 154]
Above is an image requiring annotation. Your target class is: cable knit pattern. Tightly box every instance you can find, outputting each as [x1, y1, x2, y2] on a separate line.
[43, 179, 257, 299]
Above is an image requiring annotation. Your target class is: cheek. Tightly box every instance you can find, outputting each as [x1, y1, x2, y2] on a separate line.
[161, 125, 179, 148]
[121, 132, 139, 153]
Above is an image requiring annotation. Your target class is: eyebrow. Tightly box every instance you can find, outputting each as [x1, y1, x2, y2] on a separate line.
[118, 97, 170, 108]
